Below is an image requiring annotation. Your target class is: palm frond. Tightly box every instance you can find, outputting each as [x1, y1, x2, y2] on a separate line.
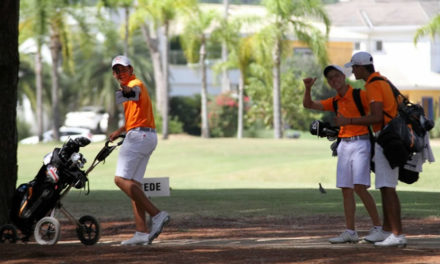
[414, 15, 440, 45]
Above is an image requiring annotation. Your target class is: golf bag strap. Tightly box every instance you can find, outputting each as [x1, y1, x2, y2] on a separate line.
[352, 88, 375, 137]
[352, 89, 375, 168]
[332, 98, 338, 114]
[367, 76, 407, 120]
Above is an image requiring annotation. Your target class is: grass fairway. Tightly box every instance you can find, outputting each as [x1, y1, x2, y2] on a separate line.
[17, 135, 440, 220]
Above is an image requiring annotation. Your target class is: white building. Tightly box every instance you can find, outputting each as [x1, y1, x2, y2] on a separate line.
[324, 0, 440, 119]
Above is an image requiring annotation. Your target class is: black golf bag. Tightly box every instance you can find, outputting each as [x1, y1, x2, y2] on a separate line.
[9, 137, 90, 240]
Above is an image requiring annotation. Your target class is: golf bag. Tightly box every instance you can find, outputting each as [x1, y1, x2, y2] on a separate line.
[9, 137, 90, 240]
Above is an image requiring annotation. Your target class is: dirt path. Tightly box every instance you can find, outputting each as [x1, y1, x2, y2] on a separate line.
[1, 216, 439, 264]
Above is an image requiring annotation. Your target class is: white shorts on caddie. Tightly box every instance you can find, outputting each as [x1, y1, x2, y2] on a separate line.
[336, 139, 371, 188]
[116, 129, 158, 183]
[373, 143, 399, 189]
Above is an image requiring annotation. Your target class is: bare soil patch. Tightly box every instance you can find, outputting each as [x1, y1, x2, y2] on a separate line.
[1, 216, 439, 264]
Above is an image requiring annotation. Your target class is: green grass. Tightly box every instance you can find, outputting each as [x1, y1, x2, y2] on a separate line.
[17, 136, 440, 220]
[60, 189, 439, 221]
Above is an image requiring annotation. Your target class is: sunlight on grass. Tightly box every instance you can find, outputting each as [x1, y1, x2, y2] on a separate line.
[18, 136, 440, 192]
[17, 136, 439, 221]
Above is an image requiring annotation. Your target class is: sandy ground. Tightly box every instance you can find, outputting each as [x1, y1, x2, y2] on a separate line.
[1, 216, 440, 264]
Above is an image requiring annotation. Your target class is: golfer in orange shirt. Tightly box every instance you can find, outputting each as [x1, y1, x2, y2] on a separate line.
[336, 51, 406, 247]
[303, 65, 386, 244]
[109, 55, 169, 245]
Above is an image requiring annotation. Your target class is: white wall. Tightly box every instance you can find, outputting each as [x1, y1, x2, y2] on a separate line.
[169, 65, 240, 96]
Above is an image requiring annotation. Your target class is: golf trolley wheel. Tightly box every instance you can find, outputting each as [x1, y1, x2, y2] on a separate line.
[76, 215, 100, 245]
[0, 224, 18, 243]
[34, 216, 61, 245]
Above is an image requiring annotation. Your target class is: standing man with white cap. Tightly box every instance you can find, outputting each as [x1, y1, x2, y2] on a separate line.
[336, 51, 407, 247]
[303, 64, 385, 244]
[109, 55, 170, 245]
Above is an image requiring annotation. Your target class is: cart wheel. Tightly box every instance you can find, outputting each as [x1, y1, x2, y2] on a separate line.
[34, 217, 61, 245]
[76, 215, 100, 245]
[0, 224, 18, 243]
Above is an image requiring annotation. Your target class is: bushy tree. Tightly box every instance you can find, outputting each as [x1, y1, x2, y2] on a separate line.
[260, 0, 330, 138]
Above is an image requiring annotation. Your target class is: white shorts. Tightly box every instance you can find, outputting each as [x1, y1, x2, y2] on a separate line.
[336, 139, 371, 188]
[374, 143, 399, 189]
[115, 129, 157, 183]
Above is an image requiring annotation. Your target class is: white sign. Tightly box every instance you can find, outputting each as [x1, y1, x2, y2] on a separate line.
[141, 177, 170, 197]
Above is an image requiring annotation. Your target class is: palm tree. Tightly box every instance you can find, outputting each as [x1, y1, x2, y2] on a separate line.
[212, 17, 254, 139]
[25, 1, 88, 141]
[96, 0, 135, 133]
[180, 7, 219, 138]
[19, 0, 89, 141]
[19, 0, 49, 141]
[414, 14, 440, 45]
[96, 0, 133, 55]
[221, 0, 231, 93]
[70, 16, 154, 134]
[131, 0, 197, 139]
[262, 0, 330, 138]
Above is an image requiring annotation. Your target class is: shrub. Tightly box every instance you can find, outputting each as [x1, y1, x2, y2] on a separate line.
[169, 96, 201, 135]
[154, 109, 184, 134]
[209, 93, 238, 137]
[17, 117, 32, 140]
[429, 117, 440, 138]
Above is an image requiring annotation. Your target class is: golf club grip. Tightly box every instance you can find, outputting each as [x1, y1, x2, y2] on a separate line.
[106, 134, 125, 147]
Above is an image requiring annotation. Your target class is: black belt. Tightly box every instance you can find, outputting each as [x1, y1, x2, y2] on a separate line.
[341, 134, 369, 141]
[131, 127, 156, 133]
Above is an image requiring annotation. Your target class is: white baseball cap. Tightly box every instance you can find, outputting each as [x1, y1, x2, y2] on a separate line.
[111, 55, 131, 68]
[323, 64, 345, 77]
[344, 51, 373, 67]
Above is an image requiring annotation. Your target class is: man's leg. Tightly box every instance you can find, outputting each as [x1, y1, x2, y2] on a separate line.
[342, 188, 355, 230]
[328, 188, 359, 244]
[380, 187, 402, 235]
[131, 199, 147, 233]
[115, 177, 160, 217]
[354, 184, 381, 226]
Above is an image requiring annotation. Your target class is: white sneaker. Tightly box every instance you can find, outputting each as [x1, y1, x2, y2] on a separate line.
[374, 233, 407, 248]
[121, 232, 149, 245]
[148, 211, 170, 244]
[329, 230, 359, 244]
[364, 228, 390, 243]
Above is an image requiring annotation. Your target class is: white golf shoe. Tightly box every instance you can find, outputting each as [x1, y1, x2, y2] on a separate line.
[329, 230, 359, 244]
[374, 233, 407, 247]
[364, 227, 390, 243]
[121, 232, 149, 245]
[148, 211, 170, 244]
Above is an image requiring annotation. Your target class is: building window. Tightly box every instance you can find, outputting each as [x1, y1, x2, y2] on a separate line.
[422, 97, 434, 120]
[375, 40, 383, 52]
[293, 47, 313, 56]
[354, 42, 361, 50]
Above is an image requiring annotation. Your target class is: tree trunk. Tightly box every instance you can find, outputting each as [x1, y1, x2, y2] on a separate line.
[221, 0, 230, 93]
[123, 7, 129, 57]
[50, 29, 62, 141]
[140, 24, 164, 114]
[161, 24, 170, 139]
[35, 48, 44, 141]
[272, 38, 283, 139]
[108, 97, 120, 136]
[237, 72, 244, 139]
[221, 47, 230, 93]
[0, 0, 19, 225]
[200, 40, 210, 138]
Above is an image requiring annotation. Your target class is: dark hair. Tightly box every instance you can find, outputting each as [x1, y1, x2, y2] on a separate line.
[363, 64, 375, 74]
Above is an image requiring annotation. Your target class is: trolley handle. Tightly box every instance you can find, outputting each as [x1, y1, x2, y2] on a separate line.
[106, 134, 125, 148]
